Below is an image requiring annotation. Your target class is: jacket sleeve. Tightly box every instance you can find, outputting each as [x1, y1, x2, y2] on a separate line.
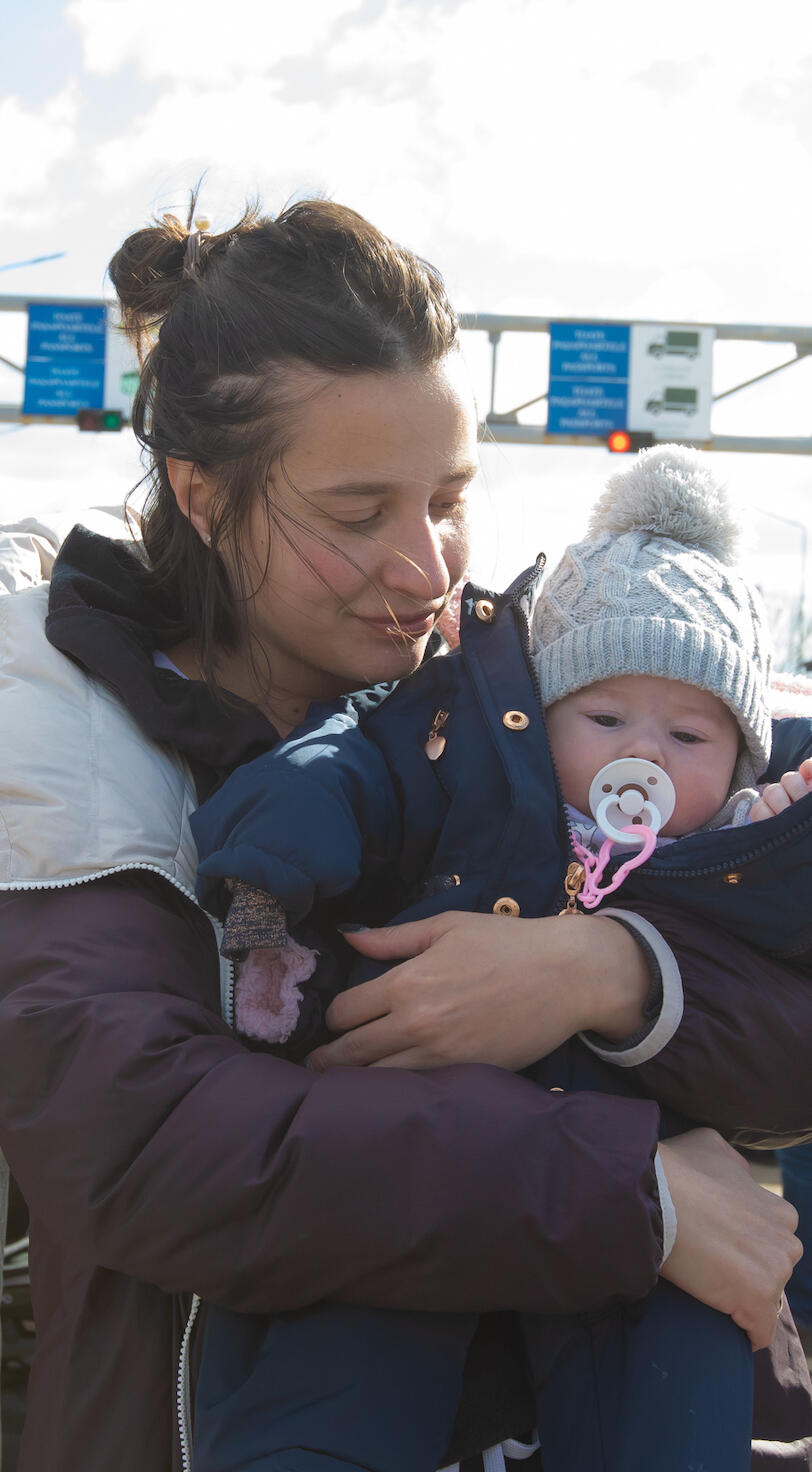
[0, 874, 664, 1316]
[192, 706, 402, 924]
[604, 899, 812, 1147]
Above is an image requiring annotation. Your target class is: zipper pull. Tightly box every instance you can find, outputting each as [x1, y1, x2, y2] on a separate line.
[424, 708, 450, 761]
[559, 861, 586, 915]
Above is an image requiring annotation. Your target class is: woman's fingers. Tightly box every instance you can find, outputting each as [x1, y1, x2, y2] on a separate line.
[339, 915, 450, 961]
[658, 1129, 801, 1351]
[370, 1049, 431, 1069]
[307, 1012, 405, 1070]
[324, 972, 393, 1034]
[315, 911, 646, 1073]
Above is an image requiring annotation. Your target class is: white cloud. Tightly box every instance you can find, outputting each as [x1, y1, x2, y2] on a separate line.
[67, 0, 812, 320]
[90, 78, 428, 199]
[65, 0, 366, 82]
[0, 82, 80, 222]
[2, 0, 812, 663]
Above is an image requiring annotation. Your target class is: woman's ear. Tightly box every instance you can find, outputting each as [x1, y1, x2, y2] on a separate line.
[166, 458, 218, 543]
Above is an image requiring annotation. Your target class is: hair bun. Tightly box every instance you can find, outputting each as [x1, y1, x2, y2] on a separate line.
[589, 444, 738, 563]
[108, 215, 189, 347]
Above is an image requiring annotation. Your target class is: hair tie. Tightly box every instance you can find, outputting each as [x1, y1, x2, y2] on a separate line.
[183, 217, 211, 279]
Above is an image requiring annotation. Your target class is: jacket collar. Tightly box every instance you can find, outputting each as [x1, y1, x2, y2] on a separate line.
[46, 526, 279, 798]
[45, 526, 402, 797]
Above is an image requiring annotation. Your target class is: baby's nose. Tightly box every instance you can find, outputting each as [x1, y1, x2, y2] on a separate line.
[626, 731, 667, 765]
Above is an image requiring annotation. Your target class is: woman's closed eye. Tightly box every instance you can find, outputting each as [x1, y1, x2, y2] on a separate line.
[337, 509, 383, 528]
[334, 499, 466, 531]
[430, 497, 467, 522]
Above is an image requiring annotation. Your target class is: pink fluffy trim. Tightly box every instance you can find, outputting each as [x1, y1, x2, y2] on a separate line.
[234, 938, 319, 1044]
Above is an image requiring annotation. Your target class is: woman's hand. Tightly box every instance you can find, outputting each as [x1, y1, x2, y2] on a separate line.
[658, 1129, 802, 1351]
[307, 910, 650, 1071]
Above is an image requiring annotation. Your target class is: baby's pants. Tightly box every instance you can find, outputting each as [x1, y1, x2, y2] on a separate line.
[193, 1282, 753, 1472]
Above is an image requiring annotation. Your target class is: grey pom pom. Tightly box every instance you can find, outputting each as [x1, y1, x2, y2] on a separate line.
[589, 444, 739, 563]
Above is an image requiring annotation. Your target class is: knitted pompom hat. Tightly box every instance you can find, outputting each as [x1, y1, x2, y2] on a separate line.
[532, 445, 772, 787]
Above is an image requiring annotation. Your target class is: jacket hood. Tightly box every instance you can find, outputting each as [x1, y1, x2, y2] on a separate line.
[46, 526, 278, 797]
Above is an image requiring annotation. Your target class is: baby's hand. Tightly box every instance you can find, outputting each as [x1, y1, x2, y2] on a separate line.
[750, 758, 812, 822]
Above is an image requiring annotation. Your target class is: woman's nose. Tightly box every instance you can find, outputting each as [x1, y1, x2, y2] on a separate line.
[382, 516, 451, 606]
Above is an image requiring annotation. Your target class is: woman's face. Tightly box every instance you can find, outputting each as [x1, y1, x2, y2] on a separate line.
[227, 357, 478, 719]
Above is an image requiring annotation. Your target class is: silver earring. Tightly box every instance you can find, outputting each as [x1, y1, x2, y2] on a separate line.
[203, 532, 212, 547]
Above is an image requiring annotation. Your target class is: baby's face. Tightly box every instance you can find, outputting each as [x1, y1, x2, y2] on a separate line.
[544, 674, 741, 837]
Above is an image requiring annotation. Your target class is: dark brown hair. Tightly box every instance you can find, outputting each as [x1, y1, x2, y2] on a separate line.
[108, 194, 459, 687]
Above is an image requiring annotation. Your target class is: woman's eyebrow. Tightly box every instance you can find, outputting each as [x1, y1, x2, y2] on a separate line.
[317, 466, 479, 497]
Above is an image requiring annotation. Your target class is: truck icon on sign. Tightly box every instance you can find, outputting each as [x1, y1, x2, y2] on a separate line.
[647, 330, 701, 359]
[645, 386, 698, 415]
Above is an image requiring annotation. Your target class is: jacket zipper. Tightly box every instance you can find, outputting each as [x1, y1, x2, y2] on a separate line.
[177, 1294, 202, 1472]
[0, 861, 199, 902]
[508, 570, 580, 915]
[1, 862, 234, 1472]
[608, 805, 812, 882]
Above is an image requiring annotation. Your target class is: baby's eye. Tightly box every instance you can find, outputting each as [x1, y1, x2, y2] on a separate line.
[672, 730, 703, 744]
[589, 714, 622, 728]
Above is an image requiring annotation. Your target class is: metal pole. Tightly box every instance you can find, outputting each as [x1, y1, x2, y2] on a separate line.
[488, 330, 501, 418]
[755, 509, 809, 668]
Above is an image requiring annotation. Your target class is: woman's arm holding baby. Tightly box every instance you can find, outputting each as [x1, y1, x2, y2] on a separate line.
[310, 903, 812, 1146]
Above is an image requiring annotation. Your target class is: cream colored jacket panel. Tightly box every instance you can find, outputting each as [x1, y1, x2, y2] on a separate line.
[0, 582, 199, 894]
[0, 520, 61, 595]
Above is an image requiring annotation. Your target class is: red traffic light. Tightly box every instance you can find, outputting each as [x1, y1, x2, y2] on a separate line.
[607, 430, 655, 454]
[77, 409, 123, 432]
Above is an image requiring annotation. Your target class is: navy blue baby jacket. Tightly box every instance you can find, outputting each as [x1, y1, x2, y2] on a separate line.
[193, 562, 812, 996]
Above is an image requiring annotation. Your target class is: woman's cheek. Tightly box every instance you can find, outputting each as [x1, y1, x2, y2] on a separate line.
[443, 518, 471, 588]
[283, 528, 366, 602]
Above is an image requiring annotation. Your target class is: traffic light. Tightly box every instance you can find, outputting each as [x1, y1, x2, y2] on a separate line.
[607, 430, 655, 453]
[77, 409, 123, 432]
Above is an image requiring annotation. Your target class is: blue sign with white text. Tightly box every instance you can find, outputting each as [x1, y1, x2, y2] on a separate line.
[23, 303, 107, 416]
[547, 322, 630, 435]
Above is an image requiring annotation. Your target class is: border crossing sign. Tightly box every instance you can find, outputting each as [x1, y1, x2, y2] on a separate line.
[547, 322, 630, 436]
[23, 303, 107, 417]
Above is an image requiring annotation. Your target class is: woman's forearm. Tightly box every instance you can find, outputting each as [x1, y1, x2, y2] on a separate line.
[0, 882, 666, 1318]
[559, 913, 652, 1041]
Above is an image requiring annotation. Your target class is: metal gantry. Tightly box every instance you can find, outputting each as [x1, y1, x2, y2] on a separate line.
[2, 298, 812, 452]
[458, 313, 812, 455]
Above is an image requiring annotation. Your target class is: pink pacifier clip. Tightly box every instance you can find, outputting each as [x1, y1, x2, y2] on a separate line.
[562, 757, 676, 913]
[570, 825, 657, 909]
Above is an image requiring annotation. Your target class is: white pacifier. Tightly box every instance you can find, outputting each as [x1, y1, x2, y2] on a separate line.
[588, 758, 676, 846]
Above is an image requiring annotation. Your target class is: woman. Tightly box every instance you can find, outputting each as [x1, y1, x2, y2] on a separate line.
[0, 198, 805, 1472]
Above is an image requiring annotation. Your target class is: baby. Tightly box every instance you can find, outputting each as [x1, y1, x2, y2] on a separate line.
[535, 450, 809, 860]
[190, 447, 812, 1472]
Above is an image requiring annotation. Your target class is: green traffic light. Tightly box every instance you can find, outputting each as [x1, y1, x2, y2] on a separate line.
[102, 411, 122, 430]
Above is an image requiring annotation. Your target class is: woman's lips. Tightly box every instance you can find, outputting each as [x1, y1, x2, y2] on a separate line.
[358, 610, 437, 636]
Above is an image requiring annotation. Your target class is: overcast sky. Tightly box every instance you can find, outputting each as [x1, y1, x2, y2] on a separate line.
[2, 0, 812, 662]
